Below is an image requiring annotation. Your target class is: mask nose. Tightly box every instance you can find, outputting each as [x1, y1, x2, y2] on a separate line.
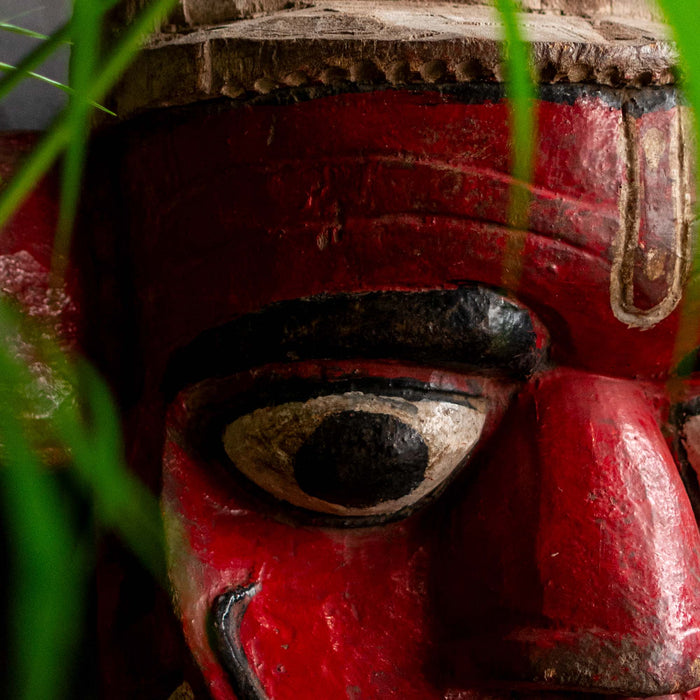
[438, 369, 700, 696]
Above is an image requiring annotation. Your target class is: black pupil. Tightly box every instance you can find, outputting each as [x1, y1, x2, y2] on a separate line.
[293, 410, 428, 508]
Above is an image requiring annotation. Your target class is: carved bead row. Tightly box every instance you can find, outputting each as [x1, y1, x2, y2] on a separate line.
[218, 56, 676, 99]
[108, 27, 678, 119]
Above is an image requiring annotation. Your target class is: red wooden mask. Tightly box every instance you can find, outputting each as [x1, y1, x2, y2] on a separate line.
[102, 82, 700, 699]
[3, 4, 700, 698]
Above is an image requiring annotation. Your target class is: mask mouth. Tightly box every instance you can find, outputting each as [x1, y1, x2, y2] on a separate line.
[209, 584, 269, 700]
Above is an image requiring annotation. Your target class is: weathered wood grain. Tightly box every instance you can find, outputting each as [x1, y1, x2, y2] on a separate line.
[106, 0, 674, 119]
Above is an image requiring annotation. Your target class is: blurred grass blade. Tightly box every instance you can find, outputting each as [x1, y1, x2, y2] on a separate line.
[0, 0, 177, 234]
[52, 0, 106, 280]
[493, 0, 537, 287]
[655, 0, 700, 371]
[0, 63, 116, 116]
[0, 305, 86, 700]
[0, 22, 49, 40]
[0, 297, 167, 583]
[0, 4, 178, 692]
[0, 7, 45, 24]
[90, 0, 178, 102]
[0, 291, 164, 700]
[494, 0, 536, 200]
[52, 361, 167, 583]
[0, 123, 68, 229]
[655, 1, 700, 109]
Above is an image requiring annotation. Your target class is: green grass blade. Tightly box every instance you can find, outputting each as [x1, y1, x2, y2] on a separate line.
[494, 0, 536, 184]
[0, 0, 129, 104]
[0, 7, 45, 24]
[0, 21, 49, 40]
[0, 300, 167, 584]
[0, 22, 71, 103]
[0, 299, 165, 698]
[0, 122, 68, 230]
[58, 362, 167, 582]
[51, 0, 107, 281]
[493, 0, 537, 287]
[90, 0, 178, 102]
[654, 0, 700, 372]
[0, 63, 116, 116]
[0, 309, 87, 700]
[0, 0, 177, 235]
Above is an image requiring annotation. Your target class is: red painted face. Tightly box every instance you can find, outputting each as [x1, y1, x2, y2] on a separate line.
[118, 88, 700, 698]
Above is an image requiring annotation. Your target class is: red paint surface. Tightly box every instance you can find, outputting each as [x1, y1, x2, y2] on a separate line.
[440, 370, 700, 692]
[164, 366, 700, 698]
[7, 88, 700, 697]
[0, 133, 58, 267]
[116, 90, 700, 698]
[118, 91, 697, 387]
[0, 132, 81, 342]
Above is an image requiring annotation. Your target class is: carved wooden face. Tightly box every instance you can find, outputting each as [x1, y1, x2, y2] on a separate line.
[118, 86, 700, 698]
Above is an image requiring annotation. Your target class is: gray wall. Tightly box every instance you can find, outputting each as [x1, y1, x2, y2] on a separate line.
[0, 0, 70, 130]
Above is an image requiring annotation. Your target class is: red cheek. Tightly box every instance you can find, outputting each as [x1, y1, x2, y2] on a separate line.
[163, 438, 446, 699]
[438, 369, 700, 695]
[163, 367, 700, 699]
[120, 88, 700, 699]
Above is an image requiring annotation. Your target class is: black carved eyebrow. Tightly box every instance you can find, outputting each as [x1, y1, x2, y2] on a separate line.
[163, 287, 545, 396]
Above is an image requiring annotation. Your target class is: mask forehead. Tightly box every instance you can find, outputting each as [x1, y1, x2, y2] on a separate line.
[116, 87, 694, 382]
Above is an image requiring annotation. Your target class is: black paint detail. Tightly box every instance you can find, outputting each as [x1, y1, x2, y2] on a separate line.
[247, 83, 682, 116]
[619, 84, 683, 118]
[164, 288, 543, 396]
[181, 375, 481, 527]
[294, 410, 428, 507]
[209, 584, 269, 700]
[112, 83, 681, 139]
[186, 375, 481, 458]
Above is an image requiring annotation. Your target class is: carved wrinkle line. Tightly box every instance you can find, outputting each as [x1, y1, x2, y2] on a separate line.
[204, 152, 618, 216]
[610, 105, 691, 329]
[209, 583, 269, 700]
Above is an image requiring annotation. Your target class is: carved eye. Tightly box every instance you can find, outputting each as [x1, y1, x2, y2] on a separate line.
[222, 391, 487, 517]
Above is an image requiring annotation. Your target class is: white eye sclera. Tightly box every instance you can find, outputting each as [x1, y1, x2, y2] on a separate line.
[222, 391, 487, 517]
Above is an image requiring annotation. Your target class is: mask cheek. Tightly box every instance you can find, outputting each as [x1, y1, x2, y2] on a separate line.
[163, 443, 442, 700]
[233, 528, 442, 700]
